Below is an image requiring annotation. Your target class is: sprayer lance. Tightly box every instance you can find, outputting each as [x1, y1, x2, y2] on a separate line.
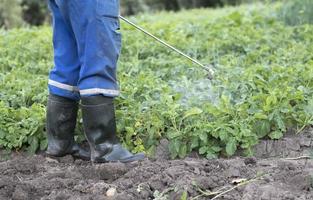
[119, 15, 214, 79]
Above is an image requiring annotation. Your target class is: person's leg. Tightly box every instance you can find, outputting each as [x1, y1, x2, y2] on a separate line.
[67, 0, 144, 163]
[46, 0, 89, 160]
[48, 0, 80, 100]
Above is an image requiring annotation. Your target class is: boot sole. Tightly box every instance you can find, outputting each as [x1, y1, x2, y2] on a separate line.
[45, 152, 90, 161]
[93, 153, 145, 163]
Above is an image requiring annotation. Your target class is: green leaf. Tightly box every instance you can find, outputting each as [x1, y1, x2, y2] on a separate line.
[179, 143, 187, 158]
[226, 137, 237, 156]
[191, 137, 199, 149]
[254, 113, 267, 120]
[211, 145, 222, 153]
[304, 99, 313, 115]
[180, 190, 188, 200]
[228, 11, 242, 25]
[0, 129, 6, 139]
[199, 132, 208, 143]
[174, 140, 181, 155]
[206, 152, 218, 159]
[183, 107, 203, 119]
[269, 131, 283, 140]
[275, 115, 286, 131]
[125, 127, 134, 134]
[40, 138, 48, 151]
[167, 131, 181, 139]
[254, 120, 271, 138]
[199, 146, 208, 155]
[27, 136, 39, 154]
[219, 130, 228, 141]
[169, 141, 178, 159]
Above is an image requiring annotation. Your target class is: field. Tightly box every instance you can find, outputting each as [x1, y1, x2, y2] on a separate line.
[0, 1, 313, 200]
[0, 130, 312, 200]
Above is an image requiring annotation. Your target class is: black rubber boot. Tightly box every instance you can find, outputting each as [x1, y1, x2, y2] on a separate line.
[46, 94, 90, 160]
[81, 95, 145, 163]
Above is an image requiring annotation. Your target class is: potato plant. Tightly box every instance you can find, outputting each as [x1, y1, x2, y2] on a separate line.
[0, 3, 312, 158]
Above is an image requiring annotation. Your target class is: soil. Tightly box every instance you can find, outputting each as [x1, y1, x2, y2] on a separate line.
[0, 128, 312, 200]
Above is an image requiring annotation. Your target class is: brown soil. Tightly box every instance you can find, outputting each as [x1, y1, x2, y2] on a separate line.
[0, 128, 312, 200]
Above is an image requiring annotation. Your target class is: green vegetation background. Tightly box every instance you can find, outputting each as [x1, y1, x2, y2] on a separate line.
[0, 1, 312, 158]
[0, 0, 272, 29]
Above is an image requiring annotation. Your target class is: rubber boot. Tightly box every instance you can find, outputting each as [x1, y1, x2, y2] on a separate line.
[81, 95, 145, 163]
[46, 94, 90, 160]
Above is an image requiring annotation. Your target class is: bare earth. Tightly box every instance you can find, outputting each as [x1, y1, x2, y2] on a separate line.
[0, 128, 312, 200]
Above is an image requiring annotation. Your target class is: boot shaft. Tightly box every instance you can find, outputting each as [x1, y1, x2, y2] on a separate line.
[47, 94, 78, 141]
[46, 94, 90, 160]
[81, 95, 145, 163]
[81, 96, 118, 158]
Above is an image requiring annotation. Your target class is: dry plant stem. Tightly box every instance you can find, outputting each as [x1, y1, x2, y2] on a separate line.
[210, 178, 260, 200]
[191, 191, 219, 200]
[192, 175, 264, 200]
[284, 156, 311, 160]
[191, 186, 228, 200]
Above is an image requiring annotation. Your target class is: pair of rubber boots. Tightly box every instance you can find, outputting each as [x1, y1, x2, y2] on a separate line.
[46, 94, 144, 163]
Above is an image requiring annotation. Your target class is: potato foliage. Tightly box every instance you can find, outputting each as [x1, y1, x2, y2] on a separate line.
[0, 3, 312, 157]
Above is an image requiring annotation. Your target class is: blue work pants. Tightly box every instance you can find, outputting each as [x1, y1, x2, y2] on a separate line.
[48, 0, 121, 100]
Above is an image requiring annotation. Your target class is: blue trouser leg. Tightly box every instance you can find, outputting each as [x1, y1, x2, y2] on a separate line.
[48, 0, 80, 100]
[47, 0, 121, 99]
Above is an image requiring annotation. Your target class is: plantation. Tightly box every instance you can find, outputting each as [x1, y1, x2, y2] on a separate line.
[1, 2, 312, 157]
[0, 1, 313, 199]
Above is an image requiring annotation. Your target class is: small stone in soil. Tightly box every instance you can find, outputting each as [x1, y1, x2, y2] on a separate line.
[106, 187, 117, 197]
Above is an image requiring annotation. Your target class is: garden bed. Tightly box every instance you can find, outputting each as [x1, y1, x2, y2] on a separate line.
[0, 128, 312, 200]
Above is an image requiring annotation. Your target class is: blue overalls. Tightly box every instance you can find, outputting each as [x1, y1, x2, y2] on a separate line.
[48, 0, 121, 101]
